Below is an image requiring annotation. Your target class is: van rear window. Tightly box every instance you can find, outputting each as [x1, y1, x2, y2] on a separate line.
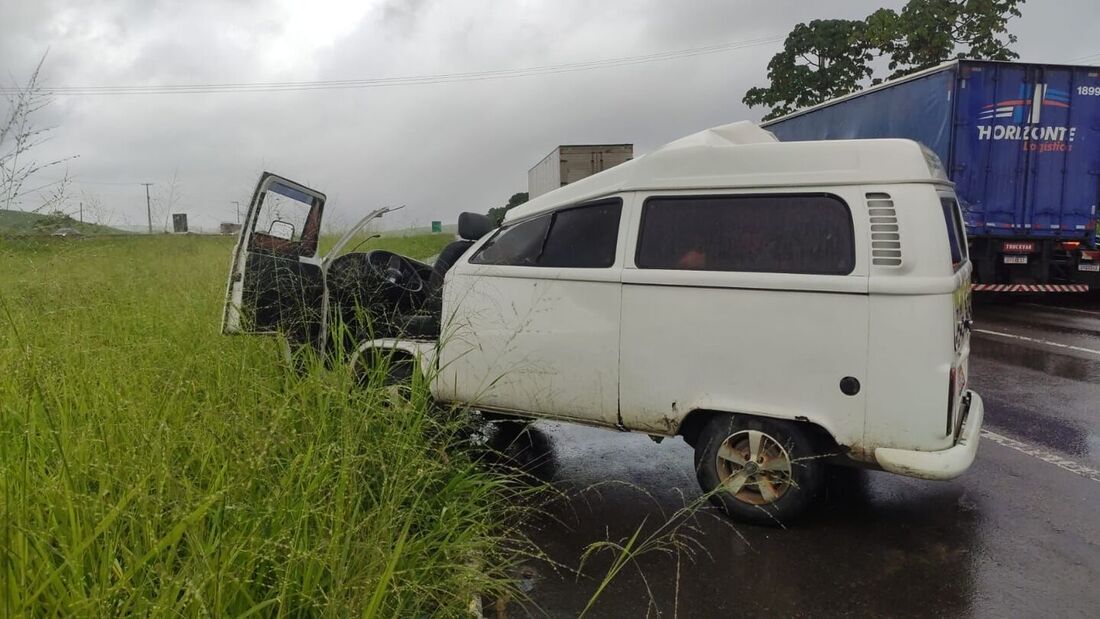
[636, 194, 855, 275]
[940, 198, 968, 269]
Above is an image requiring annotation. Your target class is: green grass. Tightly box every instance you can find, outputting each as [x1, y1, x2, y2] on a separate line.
[0, 234, 525, 616]
[322, 231, 455, 259]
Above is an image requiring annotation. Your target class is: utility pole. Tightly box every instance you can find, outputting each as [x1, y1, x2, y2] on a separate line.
[141, 182, 154, 234]
[232, 201, 241, 224]
[79, 201, 83, 223]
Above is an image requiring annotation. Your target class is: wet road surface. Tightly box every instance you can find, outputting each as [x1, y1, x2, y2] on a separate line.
[495, 296, 1100, 617]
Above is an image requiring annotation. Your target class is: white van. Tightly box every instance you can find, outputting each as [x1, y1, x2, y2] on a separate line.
[224, 122, 983, 523]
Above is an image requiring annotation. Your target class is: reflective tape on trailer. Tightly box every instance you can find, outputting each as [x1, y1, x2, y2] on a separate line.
[971, 284, 1090, 292]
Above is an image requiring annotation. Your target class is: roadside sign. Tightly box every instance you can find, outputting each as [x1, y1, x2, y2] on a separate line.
[172, 213, 188, 233]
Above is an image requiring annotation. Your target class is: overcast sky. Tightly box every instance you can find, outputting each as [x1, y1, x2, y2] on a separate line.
[2, 0, 1098, 232]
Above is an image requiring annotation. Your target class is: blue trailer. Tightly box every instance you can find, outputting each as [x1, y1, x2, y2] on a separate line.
[763, 60, 1100, 292]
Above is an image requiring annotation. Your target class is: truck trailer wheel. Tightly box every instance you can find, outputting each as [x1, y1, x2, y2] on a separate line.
[694, 414, 824, 525]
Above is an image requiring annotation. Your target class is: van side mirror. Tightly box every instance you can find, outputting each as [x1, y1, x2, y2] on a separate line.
[268, 220, 295, 240]
[458, 212, 494, 240]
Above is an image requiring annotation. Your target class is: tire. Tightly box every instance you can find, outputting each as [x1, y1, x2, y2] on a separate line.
[694, 413, 825, 525]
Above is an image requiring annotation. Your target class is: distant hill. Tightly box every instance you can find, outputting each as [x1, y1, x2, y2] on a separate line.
[0, 209, 126, 236]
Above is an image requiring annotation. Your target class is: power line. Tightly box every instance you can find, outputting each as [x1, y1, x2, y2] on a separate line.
[0, 36, 783, 96]
[45, 177, 146, 186]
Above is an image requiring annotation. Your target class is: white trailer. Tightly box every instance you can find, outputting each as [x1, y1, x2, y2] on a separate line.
[527, 144, 633, 199]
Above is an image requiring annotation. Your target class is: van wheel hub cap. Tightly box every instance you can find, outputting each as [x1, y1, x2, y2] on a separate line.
[715, 430, 793, 505]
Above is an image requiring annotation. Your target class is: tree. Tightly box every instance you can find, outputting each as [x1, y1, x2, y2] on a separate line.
[35, 169, 72, 215]
[743, 20, 875, 121]
[867, 0, 1023, 80]
[1, 53, 76, 211]
[744, 0, 1025, 119]
[487, 191, 528, 226]
[81, 190, 116, 228]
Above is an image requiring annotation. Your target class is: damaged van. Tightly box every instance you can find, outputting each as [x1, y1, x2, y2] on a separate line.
[223, 121, 983, 524]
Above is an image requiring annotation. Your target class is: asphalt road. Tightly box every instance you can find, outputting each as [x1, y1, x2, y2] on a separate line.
[494, 295, 1100, 618]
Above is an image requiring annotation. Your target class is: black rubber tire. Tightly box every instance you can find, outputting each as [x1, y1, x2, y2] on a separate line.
[694, 413, 825, 526]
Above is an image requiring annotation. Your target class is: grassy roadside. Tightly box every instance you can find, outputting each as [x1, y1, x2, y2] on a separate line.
[320, 231, 455, 259]
[0, 234, 520, 616]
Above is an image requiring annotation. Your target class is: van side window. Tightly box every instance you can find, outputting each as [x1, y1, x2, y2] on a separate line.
[470, 200, 622, 268]
[940, 198, 968, 269]
[636, 194, 855, 275]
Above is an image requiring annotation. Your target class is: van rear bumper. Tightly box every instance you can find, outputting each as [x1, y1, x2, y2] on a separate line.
[874, 391, 984, 481]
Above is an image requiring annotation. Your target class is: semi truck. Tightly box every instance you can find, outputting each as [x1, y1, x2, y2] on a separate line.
[528, 144, 633, 199]
[763, 60, 1100, 293]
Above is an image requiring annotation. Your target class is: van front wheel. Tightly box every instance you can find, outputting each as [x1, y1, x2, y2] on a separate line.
[695, 414, 824, 525]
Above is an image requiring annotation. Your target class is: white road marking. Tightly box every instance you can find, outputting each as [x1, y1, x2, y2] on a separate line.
[1020, 302, 1100, 318]
[981, 430, 1100, 483]
[973, 328, 1100, 357]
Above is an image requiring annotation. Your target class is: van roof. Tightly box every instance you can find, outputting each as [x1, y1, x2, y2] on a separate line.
[504, 121, 949, 224]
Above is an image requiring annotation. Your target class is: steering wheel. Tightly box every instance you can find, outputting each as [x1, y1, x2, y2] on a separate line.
[372, 252, 424, 293]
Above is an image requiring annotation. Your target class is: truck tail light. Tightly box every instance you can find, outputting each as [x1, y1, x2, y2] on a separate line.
[1059, 241, 1081, 251]
[1082, 250, 1100, 261]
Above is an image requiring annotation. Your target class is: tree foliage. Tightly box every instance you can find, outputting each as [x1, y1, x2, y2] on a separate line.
[744, 0, 1025, 120]
[743, 20, 875, 120]
[868, 0, 1023, 80]
[487, 191, 528, 226]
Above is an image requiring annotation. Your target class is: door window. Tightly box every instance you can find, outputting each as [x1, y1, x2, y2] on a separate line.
[538, 202, 621, 267]
[469, 214, 551, 266]
[471, 199, 622, 268]
[635, 194, 855, 275]
[250, 181, 323, 257]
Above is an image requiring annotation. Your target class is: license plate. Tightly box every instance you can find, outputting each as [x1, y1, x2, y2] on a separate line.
[1004, 255, 1028, 264]
[1080, 263, 1100, 272]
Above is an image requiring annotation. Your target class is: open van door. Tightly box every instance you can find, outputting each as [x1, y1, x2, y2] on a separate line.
[222, 173, 326, 347]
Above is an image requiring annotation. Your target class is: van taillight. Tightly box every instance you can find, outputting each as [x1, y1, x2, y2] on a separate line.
[946, 368, 957, 436]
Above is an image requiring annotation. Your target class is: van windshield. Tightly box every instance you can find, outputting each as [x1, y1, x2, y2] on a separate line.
[940, 197, 968, 270]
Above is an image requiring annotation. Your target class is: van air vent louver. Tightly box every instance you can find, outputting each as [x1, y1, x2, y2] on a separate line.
[867, 192, 902, 267]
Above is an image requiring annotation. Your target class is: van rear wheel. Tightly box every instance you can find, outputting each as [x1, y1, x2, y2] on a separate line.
[695, 414, 824, 525]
